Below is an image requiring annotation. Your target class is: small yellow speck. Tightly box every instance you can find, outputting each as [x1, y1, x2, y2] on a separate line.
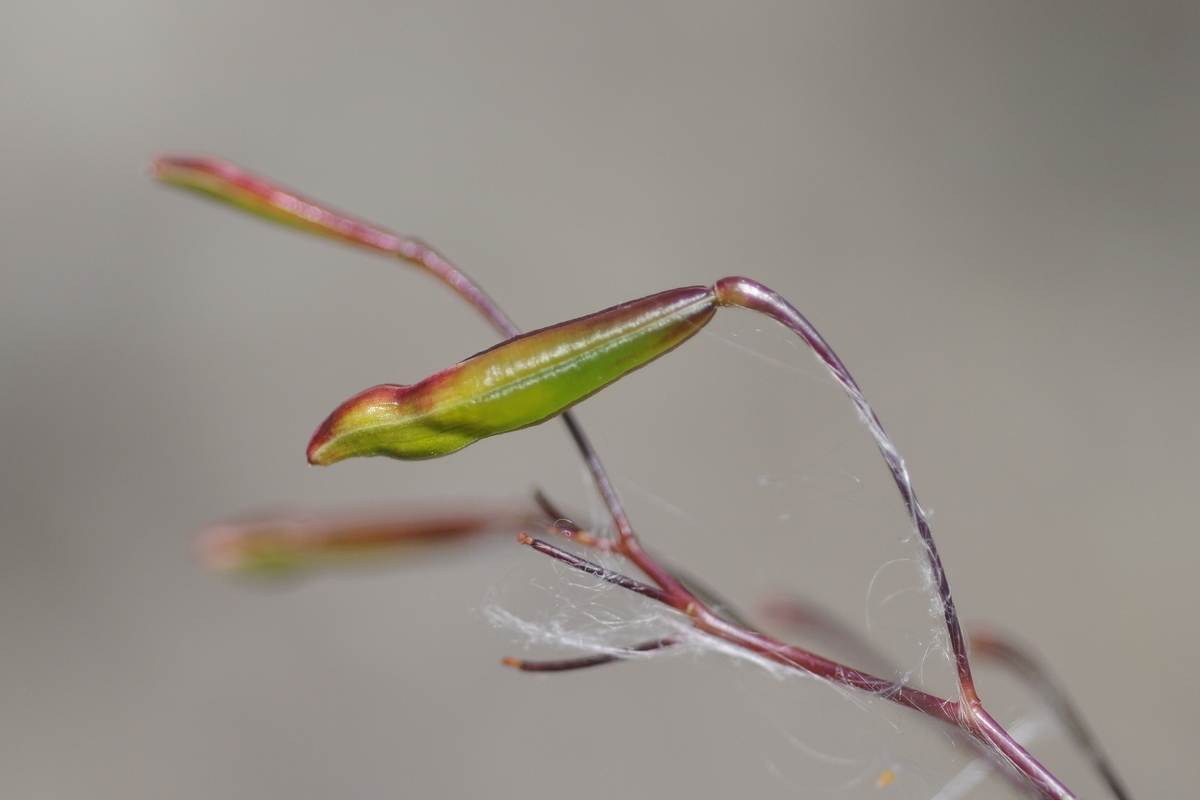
[876, 769, 896, 788]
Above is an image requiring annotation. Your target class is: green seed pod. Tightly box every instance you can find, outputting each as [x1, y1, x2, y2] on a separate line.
[307, 286, 717, 464]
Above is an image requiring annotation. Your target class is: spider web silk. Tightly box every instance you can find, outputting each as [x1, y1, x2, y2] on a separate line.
[484, 310, 1100, 799]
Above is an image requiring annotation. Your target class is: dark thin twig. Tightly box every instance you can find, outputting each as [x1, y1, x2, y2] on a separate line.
[532, 489, 568, 525]
[516, 534, 671, 604]
[503, 637, 678, 672]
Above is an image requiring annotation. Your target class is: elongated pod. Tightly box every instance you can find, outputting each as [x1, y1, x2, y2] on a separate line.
[308, 286, 717, 463]
[195, 504, 547, 576]
[150, 155, 403, 254]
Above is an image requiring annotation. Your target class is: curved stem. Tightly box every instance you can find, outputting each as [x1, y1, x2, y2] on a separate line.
[158, 159, 1082, 799]
[708, 277, 1081, 799]
[713, 277, 975, 696]
[369, 226, 1079, 800]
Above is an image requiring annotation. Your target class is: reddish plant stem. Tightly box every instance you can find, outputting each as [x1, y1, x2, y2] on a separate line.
[760, 594, 900, 678]
[517, 533, 669, 603]
[503, 637, 678, 672]
[522, 537, 955, 719]
[710, 278, 1081, 798]
[160, 160, 1079, 799]
[713, 277, 975, 697]
[521, 536, 1072, 800]
[969, 705, 1076, 800]
[759, 597, 1063, 798]
[438, 257, 1073, 797]
[972, 630, 1132, 800]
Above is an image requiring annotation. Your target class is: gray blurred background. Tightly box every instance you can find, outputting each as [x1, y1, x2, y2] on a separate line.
[2, 2, 1197, 798]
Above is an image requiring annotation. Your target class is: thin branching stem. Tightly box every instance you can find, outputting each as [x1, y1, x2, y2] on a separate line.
[760, 597, 1064, 799]
[518, 537, 954, 717]
[156, 158, 1098, 800]
[517, 534, 670, 603]
[521, 534, 1071, 800]
[503, 637, 678, 672]
[379, 245, 1076, 798]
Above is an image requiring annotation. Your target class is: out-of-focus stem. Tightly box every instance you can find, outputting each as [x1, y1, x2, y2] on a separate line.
[196, 504, 543, 576]
[503, 637, 678, 672]
[972, 630, 1131, 800]
[761, 594, 899, 678]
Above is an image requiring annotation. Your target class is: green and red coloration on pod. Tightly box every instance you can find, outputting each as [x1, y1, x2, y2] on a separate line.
[151, 154, 523, 337]
[157, 154, 1104, 799]
[308, 286, 717, 464]
[149, 154, 403, 254]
